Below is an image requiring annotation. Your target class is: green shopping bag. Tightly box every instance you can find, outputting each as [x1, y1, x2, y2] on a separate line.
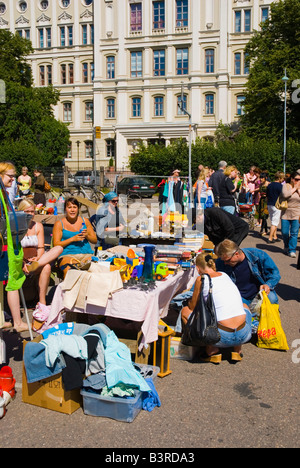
[0, 189, 25, 291]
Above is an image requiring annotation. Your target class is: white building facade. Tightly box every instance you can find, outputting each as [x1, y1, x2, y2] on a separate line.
[93, 0, 274, 169]
[0, 0, 275, 171]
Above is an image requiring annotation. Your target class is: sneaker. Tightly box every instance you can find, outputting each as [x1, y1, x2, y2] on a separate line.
[288, 252, 297, 258]
[0, 366, 16, 400]
[0, 388, 6, 419]
[283, 248, 289, 255]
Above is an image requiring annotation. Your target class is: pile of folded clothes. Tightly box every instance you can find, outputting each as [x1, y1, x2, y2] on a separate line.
[23, 322, 160, 413]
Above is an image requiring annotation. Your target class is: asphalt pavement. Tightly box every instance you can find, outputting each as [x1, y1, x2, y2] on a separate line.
[0, 226, 299, 449]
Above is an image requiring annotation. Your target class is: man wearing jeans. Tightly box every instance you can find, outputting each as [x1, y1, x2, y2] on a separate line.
[215, 239, 281, 306]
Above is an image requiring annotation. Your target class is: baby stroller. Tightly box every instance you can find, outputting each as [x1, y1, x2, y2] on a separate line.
[237, 192, 256, 229]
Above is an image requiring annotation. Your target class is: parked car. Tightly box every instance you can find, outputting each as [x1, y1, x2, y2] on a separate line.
[73, 170, 100, 186]
[117, 177, 156, 198]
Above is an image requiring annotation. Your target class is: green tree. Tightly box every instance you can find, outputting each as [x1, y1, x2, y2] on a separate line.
[243, 0, 300, 141]
[0, 30, 70, 171]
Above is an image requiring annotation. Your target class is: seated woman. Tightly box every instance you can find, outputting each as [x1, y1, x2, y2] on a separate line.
[4, 199, 63, 333]
[53, 197, 97, 277]
[20, 199, 63, 317]
[95, 192, 125, 250]
[181, 253, 252, 364]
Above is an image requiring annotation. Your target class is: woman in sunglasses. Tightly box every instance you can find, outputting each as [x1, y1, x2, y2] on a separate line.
[95, 191, 125, 250]
[281, 170, 300, 258]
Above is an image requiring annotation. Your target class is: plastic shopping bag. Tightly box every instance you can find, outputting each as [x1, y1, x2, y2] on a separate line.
[256, 291, 289, 351]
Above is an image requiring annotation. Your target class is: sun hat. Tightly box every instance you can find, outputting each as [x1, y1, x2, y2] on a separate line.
[103, 191, 118, 203]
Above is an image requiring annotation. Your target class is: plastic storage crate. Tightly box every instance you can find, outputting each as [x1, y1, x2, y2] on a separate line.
[81, 364, 160, 422]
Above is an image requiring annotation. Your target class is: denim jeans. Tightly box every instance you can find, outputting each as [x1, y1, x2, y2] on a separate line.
[281, 219, 300, 254]
[214, 308, 252, 349]
[221, 206, 236, 215]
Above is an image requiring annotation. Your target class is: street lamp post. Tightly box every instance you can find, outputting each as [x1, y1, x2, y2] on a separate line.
[76, 140, 80, 172]
[282, 69, 289, 175]
[180, 83, 193, 207]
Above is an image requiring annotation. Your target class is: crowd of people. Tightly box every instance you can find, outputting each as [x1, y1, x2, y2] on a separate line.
[0, 160, 299, 367]
[195, 161, 300, 258]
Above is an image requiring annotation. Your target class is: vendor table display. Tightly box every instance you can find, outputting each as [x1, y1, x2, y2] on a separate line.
[45, 264, 196, 350]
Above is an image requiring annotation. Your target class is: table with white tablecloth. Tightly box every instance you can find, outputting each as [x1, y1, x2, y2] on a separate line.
[45, 267, 196, 350]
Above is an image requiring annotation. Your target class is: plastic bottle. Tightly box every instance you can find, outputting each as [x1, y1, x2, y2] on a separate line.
[97, 246, 103, 258]
[79, 222, 86, 242]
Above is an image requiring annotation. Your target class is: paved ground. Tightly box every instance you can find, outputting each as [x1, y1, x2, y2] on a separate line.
[1, 226, 299, 449]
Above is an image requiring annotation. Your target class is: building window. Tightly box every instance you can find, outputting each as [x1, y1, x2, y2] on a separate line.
[176, 48, 188, 75]
[17, 29, 30, 40]
[131, 51, 142, 78]
[60, 26, 73, 46]
[132, 97, 141, 117]
[261, 7, 269, 23]
[153, 50, 165, 76]
[107, 99, 115, 118]
[153, 1, 165, 29]
[40, 0, 49, 10]
[81, 24, 94, 45]
[61, 0, 70, 7]
[38, 28, 51, 48]
[234, 52, 241, 75]
[107, 56, 115, 79]
[176, 0, 188, 28]
[82, 24, 88, 44]
[130, 3, 142, 32]
[235, 9, 252, 33]
[0, 2, 6, 14]
[85, 141, 93, 158]
[205, 94, 214, 115]
[106, 139, 115, 159]
[244, 10, 251, 32]
[154, 96, 164, 117]
[68, 64, 74, 84]
[205, 49, 215, 74]
[85, 101, 93, 121]
[39, 66, 45, 86]
[63, 102, 72, 122]
[244, 52, 249, 75]
[177, 94, 187, 115]
[82, 63, 93, 83]
[237, 95, 245, 115]
[61, 64, 66, 84]
[82, 63, 88, 83]
[235, 11, 241, 33]
[39, 64, 52, 85]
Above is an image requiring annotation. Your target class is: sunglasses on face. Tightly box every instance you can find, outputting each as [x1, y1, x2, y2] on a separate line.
[223, 250, 238, 263]
[111, 199, 119, 204]
[4, 173, 16, 179]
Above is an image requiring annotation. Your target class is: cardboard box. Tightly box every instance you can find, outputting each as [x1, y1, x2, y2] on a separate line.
[170, 337, 197, 361]
[22, 337, 82, 414]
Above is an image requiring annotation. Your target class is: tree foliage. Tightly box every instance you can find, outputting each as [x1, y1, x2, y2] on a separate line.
[242, 0, 300, 140]
[0, 30, 70, 171]
[129, 132, 300, 180]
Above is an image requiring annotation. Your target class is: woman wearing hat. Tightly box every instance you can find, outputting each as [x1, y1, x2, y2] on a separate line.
[95, 192, 126, 250]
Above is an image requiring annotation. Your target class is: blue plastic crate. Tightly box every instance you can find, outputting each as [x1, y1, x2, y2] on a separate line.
[80, 388, 143, 422]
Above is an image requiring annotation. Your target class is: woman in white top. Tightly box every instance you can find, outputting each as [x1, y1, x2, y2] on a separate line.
[181, 253, 252, 363]
[10, 199, 63, 332]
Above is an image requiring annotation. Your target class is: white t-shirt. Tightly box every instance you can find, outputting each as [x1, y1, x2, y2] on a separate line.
[202, 272, 245, 322]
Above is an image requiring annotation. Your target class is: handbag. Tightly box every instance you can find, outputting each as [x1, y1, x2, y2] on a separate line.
[0, 234, 9, 282]
[0, 187, 26, 292]
[181, 274, 221, 347]
[275, 196, 288, 210]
